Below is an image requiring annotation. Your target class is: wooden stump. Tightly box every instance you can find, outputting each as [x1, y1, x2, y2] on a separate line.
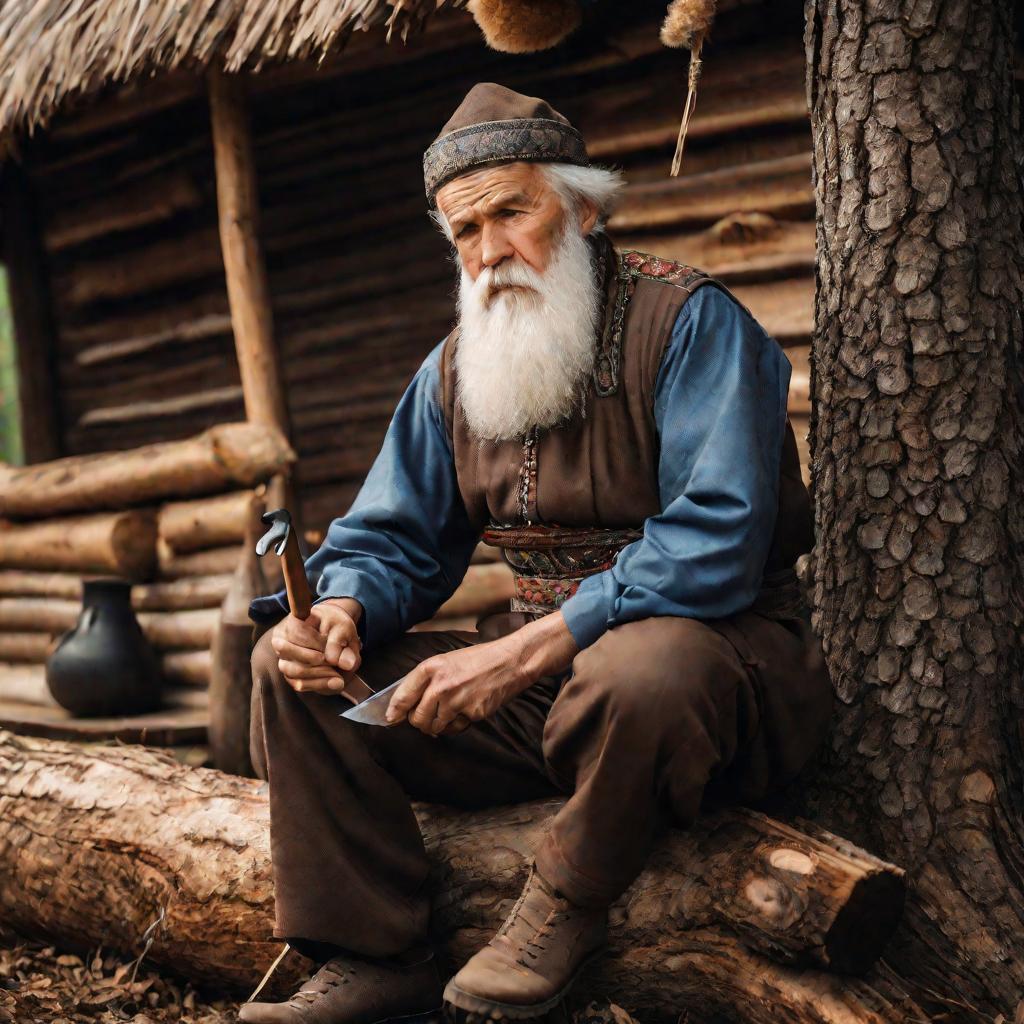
[0, 732, 911, 1023]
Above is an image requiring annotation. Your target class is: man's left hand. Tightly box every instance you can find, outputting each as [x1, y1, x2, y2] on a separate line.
[385, 611, 580, 736]
[385, 636, 528, 736]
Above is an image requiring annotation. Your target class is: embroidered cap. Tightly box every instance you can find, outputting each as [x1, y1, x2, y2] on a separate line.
[424, 83, 590, 207]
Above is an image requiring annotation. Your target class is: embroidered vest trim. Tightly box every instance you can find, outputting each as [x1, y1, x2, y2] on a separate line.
[594, 248, 711, 396]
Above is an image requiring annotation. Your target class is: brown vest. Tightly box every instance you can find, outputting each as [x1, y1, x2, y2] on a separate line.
[439, 240, 813, 613]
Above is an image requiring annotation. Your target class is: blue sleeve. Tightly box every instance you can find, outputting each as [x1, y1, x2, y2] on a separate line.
[560, 287, 790, 649]
[249, 342, 479, 650]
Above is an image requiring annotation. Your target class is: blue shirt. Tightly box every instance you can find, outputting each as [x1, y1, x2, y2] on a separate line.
[250, 287, 792, 651]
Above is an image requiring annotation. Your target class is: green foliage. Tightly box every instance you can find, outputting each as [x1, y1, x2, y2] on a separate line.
[0, 267, 22, 465]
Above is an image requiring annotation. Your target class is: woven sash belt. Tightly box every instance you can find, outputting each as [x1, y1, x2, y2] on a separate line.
[482, 524, 808, 621]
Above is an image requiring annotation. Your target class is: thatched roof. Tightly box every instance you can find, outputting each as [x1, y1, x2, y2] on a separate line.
[0, 0, 465, 139]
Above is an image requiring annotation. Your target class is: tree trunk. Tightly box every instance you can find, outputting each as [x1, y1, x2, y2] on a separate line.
[0, 731, 914, 1022]
[804, 0, 1024, 1018]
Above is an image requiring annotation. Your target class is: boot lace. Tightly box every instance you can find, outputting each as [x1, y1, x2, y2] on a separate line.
[290, 960, 354, 1005]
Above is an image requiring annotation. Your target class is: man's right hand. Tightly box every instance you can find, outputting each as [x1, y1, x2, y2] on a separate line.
[271, 598, 363, 695]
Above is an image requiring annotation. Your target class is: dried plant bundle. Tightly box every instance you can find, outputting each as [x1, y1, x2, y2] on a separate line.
[660, 0, 717, 49]
[467, 0, 582, 53]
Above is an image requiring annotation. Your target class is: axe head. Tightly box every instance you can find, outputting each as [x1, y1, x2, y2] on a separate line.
[256, 508, 293, 558]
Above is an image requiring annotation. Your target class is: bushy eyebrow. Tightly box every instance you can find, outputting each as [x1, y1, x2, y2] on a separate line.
[448, 189, 532, 232]
[483, 190, 530, 212]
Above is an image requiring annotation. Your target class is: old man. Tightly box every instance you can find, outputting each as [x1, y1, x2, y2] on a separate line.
[243, 83, 832, 1024]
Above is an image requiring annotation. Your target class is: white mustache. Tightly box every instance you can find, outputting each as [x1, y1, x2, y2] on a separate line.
[475, 261, 543, 304]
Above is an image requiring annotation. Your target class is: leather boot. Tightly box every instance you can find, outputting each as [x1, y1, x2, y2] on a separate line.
[443, 867, 607, 1019]
[238, 950, 443, 1024]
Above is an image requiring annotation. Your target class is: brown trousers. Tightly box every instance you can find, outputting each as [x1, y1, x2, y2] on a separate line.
[250, 611, 832, 958]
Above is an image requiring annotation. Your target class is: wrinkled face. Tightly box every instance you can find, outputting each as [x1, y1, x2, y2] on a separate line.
[435, 162, 598, 285]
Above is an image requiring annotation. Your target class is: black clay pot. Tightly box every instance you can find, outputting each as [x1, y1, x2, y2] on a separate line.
[46, 578, 163, 717]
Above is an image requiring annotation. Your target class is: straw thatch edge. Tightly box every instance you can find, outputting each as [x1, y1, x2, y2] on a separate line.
[0, 0, 467, 139]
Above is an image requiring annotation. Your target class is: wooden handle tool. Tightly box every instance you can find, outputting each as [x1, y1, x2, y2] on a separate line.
[255, 508, 372, 705]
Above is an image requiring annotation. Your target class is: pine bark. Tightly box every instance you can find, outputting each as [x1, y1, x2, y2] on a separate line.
[804, 1, 1024, 1018]
[0, 732, 912, 1023]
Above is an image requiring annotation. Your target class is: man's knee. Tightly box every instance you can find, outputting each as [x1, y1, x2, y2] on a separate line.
[563, 617, 737, 722]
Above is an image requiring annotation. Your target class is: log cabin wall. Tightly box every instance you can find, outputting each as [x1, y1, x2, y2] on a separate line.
[14, 0, 811, 533]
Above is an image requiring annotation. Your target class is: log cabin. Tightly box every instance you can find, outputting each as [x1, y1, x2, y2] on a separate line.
[0, 0, 817, 746]
[0, 0, 814, 533]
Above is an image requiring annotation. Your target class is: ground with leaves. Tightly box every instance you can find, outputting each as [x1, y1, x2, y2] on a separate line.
[0, 931, 644, 1024]
[0, 932, 241, 1024]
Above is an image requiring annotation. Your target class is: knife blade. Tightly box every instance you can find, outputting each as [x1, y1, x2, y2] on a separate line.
[340, 676, 405, 725]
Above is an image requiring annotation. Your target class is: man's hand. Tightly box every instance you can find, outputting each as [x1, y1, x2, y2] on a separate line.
[271, 598, 363, 695]
[386, 611, 580, 736]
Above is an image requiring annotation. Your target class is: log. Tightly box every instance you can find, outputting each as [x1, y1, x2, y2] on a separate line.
[0, 510, 157, 577]
[0, 571, 83, 600]
[0, 598, 80, 634]
[0, 633, 55, 663]
[137, 609, 219, 651]
[132, 574, 233, 611]
[158, 490, 257, 554]
[0, 732, 909, 1023]
[77, 385, 245, 429]
[437, 564, 514, 619]
[44, 170, 204, 252]
[0, 423, 294, 519]
[161, 650, 212, 687]
[608, 153, 815, 232]
[617, 215, 816, 283]
[0, 664, 53, 706]
[157, 541, 242, 579]
[55, 226, 225, 306]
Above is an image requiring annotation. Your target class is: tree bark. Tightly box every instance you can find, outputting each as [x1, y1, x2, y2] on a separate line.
[805, 1, 1024, 1019]
[0, 510, 157, 577]
[0, 732, 915, 1022]
[0, 423, 293, 520]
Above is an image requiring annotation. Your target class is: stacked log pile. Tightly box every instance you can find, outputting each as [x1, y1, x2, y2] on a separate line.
[19, 1, 814, 540]
[0, 425, 292, 708]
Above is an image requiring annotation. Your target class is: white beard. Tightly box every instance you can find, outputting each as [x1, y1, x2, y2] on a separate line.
[455, 228, 601, 442]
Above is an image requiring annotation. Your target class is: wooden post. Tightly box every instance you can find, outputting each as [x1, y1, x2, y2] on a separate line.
[208, 69, 301, 558]
[1, 161, 62, 462]
[208, 71, 290, 438]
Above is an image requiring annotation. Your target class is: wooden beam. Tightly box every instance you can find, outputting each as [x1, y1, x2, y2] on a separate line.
[208, 71, 290, 438]
[0, 160, 61, 462]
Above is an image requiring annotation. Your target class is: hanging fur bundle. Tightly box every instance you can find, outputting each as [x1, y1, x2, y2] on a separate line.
[659, 0, 717, 176]
[467, 0, 583, 53]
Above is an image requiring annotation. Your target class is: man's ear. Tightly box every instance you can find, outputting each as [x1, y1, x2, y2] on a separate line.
[579, 196, 599, 236]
